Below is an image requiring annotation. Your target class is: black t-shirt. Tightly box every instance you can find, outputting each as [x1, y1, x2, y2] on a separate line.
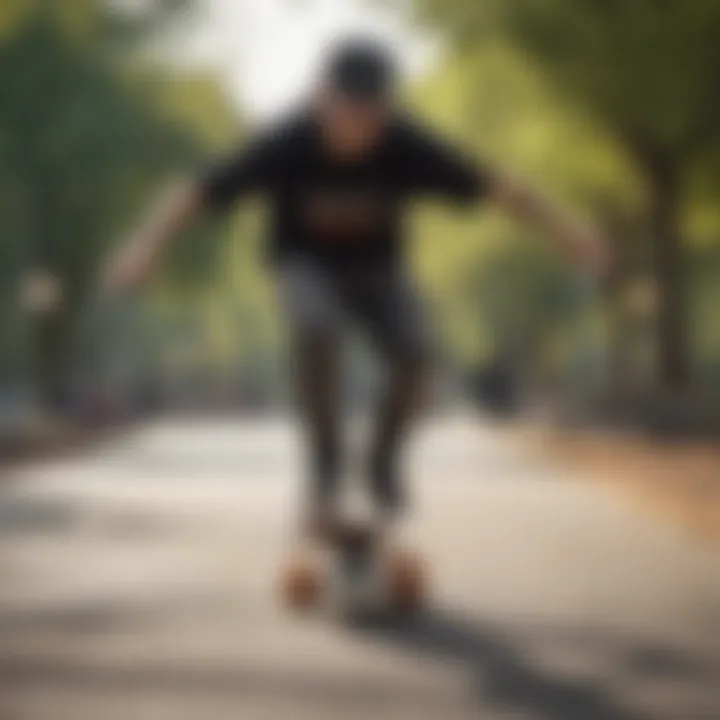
[201, 110, 490, 269]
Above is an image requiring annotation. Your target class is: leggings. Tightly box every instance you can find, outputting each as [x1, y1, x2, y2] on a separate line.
[277, 259, 434, 515]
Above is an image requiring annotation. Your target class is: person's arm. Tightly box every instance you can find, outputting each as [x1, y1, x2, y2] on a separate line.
[487, 170, 610, 276]
[401, 120, 610, 276]
[101, 179, 203, 292]
[101, 127, 286, 292]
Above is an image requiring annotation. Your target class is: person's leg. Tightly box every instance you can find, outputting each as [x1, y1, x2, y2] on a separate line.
[277, 261, 345, 529]
[294, 328, 341, 515]
[353, 269, 435, 519]
[369, 354, 428, 515]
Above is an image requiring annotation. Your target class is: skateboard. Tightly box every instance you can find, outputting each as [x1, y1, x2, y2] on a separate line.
[280, 517, 426, 614]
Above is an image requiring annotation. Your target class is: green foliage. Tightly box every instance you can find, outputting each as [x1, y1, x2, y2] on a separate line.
[414, 0, 720, 387]
[419, 0, 720, 154]
[0, 0, 242, 398]
[409, 45, 618, 374]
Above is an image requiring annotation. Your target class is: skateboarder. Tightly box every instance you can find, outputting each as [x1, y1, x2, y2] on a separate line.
[103, 38, 608, 544]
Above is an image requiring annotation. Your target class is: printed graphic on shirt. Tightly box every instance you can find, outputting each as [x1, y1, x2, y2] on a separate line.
[302, 187, 391, 241]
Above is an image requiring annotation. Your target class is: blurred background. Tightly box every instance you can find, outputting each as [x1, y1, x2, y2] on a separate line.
[0, 0, 718, 434]
[0, 2, 719, 719]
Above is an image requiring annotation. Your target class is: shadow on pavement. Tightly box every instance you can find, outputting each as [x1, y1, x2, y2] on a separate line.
[0, 602, 717, 718]
[348, 607, 718, 720]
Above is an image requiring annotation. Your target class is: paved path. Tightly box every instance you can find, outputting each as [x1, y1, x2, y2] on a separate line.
[1, 415, 718, 719]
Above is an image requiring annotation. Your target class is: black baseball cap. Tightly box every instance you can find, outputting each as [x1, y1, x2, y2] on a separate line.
[325, 38, 397, 102]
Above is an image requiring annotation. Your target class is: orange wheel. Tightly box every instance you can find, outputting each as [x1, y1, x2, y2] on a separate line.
[280, 555, 323, 610]
[386, 549, 426, 612]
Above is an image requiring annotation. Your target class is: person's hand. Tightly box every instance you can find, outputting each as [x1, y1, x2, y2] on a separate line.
[100, 236, 158, 294]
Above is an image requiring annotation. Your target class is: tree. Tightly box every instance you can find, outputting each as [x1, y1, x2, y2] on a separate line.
[0, 0, 229, 408]
[416, 0, 720, 387]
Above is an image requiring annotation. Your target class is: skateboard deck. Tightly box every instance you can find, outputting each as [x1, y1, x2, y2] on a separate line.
[280, 517, 426, 614]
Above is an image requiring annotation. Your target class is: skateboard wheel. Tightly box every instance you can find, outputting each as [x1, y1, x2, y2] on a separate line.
[387, 550, 426, 612]
[281, 556, 323, 610]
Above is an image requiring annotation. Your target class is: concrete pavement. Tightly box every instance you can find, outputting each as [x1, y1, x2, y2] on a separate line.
[1, 414, 718, 719]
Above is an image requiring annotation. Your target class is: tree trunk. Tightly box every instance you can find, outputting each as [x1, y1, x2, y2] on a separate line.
[645, 156, 690, 388]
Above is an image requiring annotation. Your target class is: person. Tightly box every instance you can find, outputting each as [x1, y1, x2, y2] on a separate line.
[102, 38, 608, 544]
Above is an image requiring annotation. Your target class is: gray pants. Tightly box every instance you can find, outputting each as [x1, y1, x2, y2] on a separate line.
[277, 259, 434, 515]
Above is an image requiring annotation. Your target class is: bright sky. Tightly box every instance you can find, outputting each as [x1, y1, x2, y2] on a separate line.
[180, 0, 437, 121]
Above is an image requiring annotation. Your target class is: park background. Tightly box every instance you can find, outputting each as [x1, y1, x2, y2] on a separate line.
[0, 4, 719, 719]
[1, 0, 719, 439]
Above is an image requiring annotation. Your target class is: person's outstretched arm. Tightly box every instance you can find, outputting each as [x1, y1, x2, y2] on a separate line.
[101, 127, 286, 292]
[487, 170, 611, 277]
[101, 179, 203, 292]
[402, 120, 611, 277]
